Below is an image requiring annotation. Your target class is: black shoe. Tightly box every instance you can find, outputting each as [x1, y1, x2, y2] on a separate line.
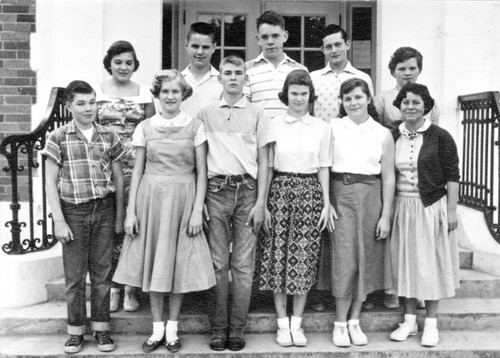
[165, 337, 182, 353]
[94, 331, 115, 352]
[228, 329, 245, 351]
[209, 328, 228, 351]
[142, 335, 166, 353]
[64, 334, 84, 354]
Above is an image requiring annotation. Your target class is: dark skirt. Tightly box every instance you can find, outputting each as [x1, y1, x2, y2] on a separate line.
[259, 173, 323, 295]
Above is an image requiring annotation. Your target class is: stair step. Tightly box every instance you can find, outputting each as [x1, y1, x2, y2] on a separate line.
[459, 247, 473, 269]
[1, 298, 500, 336]
[1, 331, 499, 357]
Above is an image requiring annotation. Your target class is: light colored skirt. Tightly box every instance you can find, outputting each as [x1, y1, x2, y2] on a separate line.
[385, 192, 460, 300]
[331, 179, 386, 301]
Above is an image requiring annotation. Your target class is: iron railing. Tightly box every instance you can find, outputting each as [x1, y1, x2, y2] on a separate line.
[458, 91, 500, 243]
[0, 87, 71, 254]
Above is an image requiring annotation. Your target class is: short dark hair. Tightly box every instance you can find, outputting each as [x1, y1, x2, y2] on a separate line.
[102, 40, 140, 75]
[219, 55, 245, 72]
[388, 47, 423, 75]
[339, 78, 372, 101]
[393, 83, 435, 116]
[321, 24, 348, 42]
[278, 69, 317, 106]
[187, 22, 216, 43]
[65, 80, 95, 103]
[256, 10, 285, 31]
[150, 69, 193, 101]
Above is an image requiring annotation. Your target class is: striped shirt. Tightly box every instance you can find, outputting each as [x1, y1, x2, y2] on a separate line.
[42, 120, 125, 204]
[180, 65, 223, 118]
[311, 62, 374, 122]
[198, 96, 275, 179]
[244, 53, 307, 119]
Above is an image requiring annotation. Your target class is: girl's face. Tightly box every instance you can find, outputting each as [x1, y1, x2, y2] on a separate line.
[342, 86, 370, 118]
[393, 57, 421, 89]
[159, 80, 183, 118]
[287, 84, 310, 115]
[110, 52, 135, 83]
[400, 92, 425, 124]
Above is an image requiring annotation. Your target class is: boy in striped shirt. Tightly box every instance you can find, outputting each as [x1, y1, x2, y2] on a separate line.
[198, 55, 275, 352]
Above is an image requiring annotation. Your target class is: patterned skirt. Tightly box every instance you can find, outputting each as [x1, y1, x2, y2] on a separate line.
[259, 173, 323, 295]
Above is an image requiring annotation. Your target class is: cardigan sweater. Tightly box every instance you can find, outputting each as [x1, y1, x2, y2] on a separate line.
[392, 123, 460, 207]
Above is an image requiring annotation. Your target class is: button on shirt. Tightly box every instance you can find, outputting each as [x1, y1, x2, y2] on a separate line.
[42, 121, 125, 204]
[244, 53, 307, 119]
[180, 65, 223, 118]
[198, 96, 275, 179]
[311, 62, 374, 122]
[271, 113, 333, 173]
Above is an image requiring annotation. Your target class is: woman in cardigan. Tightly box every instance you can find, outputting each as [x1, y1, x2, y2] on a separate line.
[386, 83, 460, 347]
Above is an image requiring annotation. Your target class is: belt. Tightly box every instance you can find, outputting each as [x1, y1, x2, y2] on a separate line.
[212, 173, 253, 182]
[331, 172, 380, 185]
[274, 170, 316, 178]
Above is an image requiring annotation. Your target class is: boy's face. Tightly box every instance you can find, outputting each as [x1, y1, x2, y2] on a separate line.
[321, 32, 350, 69]
[66, 93, 97, 129]
[218, 63, 246, 96]
[185, 33, 216, 69]
[256, 23, 288, 61]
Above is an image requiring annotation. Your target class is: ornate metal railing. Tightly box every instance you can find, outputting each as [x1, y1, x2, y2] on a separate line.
[458, 91, 500, 243]
[0, 87, 71, 254]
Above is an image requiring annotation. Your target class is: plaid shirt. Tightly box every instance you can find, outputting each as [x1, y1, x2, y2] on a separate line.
[42, 120, 125, 204]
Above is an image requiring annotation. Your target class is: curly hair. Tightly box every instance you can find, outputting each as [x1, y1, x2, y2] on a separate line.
[278, 69, 317, 106]
[102, 40, 140, 75]
[393, 83, 435, 116]
[150, 69, 193, 101]
[388, 47, 423, 75]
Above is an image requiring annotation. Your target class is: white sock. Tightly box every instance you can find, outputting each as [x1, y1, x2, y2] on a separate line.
[347, 319, 360, 328]
[290, 316, 302, 330]
[404, 314, 417, 324]
[110, 287, 121, 294]
[151, 321, 164, 341]
[277, 317, 290, 330]
[334, 321, 347, 328]
[424, 317, 437, 328]
[165, 320, 178, 342]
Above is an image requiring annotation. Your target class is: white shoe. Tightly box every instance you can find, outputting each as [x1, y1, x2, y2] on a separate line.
[390, 321, 418, 341]
[123, 293, 139, 312]
[276, 328, 293, 347]
[332, 325, 351, 347]
[421, 326, 439, 347]
[290, 328, 307, 346]
[348, 322, 368, 346]
[110, 289, 120, 312]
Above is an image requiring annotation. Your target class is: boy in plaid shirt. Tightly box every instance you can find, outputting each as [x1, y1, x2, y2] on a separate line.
[43, 80, 125, 354]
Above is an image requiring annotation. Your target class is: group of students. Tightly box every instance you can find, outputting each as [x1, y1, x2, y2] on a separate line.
[42, 9, 460, 355]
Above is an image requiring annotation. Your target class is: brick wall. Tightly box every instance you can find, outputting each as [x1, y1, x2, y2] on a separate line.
[0, 0, 36, 201]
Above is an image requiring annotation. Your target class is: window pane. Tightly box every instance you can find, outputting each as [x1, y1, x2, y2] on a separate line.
[199, 14, 222, 45]
[224, 49, 246, 61]
[211, 49, 221, 69]
[286, 50, 301, 65]
[224, 15, 246, 47]
[305, 16, 325, 48]
[284, 16, 301, 47]
[304, 51, 324, 72]
[352, 7, 372, 41]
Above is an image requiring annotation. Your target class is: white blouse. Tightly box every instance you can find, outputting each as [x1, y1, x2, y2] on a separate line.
[271, 113, 333, 173]
[132, 112, 206, 147]
[331, 116, 389, 175]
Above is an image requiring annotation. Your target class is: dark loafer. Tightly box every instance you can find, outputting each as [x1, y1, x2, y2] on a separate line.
[209, 328, 228, 351]
[142, 335, 165, 353]
[165, 338, 182, 353]
[228, 334, 245, 351]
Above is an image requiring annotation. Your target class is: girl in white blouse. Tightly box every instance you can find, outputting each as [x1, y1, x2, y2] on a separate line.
[260, 69, 334, 347]
[330, 78, 395, 347]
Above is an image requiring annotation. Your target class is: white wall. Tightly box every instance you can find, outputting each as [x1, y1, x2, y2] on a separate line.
[31, 0, 163, 126]
[376, 0, 500, 140]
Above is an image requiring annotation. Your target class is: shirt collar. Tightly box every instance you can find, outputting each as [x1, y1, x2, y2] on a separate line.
[399, 119, 431, 138]
[219, 95, 247, 108]
[320, 61, 357, 76]
[284, 113, 312, 125]
[254, 52, 297, 67]
[182, 65, 219, 83]
[341, 115, 377, 132]
[65, 120, 107, 135]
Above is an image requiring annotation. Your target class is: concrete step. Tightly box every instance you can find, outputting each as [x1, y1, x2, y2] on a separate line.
[1, 331, 500, 357]
[1, 297, 499, 336]
[459, 247, 473, 269]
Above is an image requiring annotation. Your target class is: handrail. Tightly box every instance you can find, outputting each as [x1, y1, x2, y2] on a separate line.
[458, 91, 500, 243]
[0, 87, 71, 254]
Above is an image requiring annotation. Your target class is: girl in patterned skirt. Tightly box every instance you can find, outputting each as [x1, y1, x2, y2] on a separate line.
[259, 69, 334, 347]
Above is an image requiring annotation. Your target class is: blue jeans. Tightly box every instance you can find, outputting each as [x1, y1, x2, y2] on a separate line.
[206, 175, 258, 331]
[61, 194, 114, 335]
